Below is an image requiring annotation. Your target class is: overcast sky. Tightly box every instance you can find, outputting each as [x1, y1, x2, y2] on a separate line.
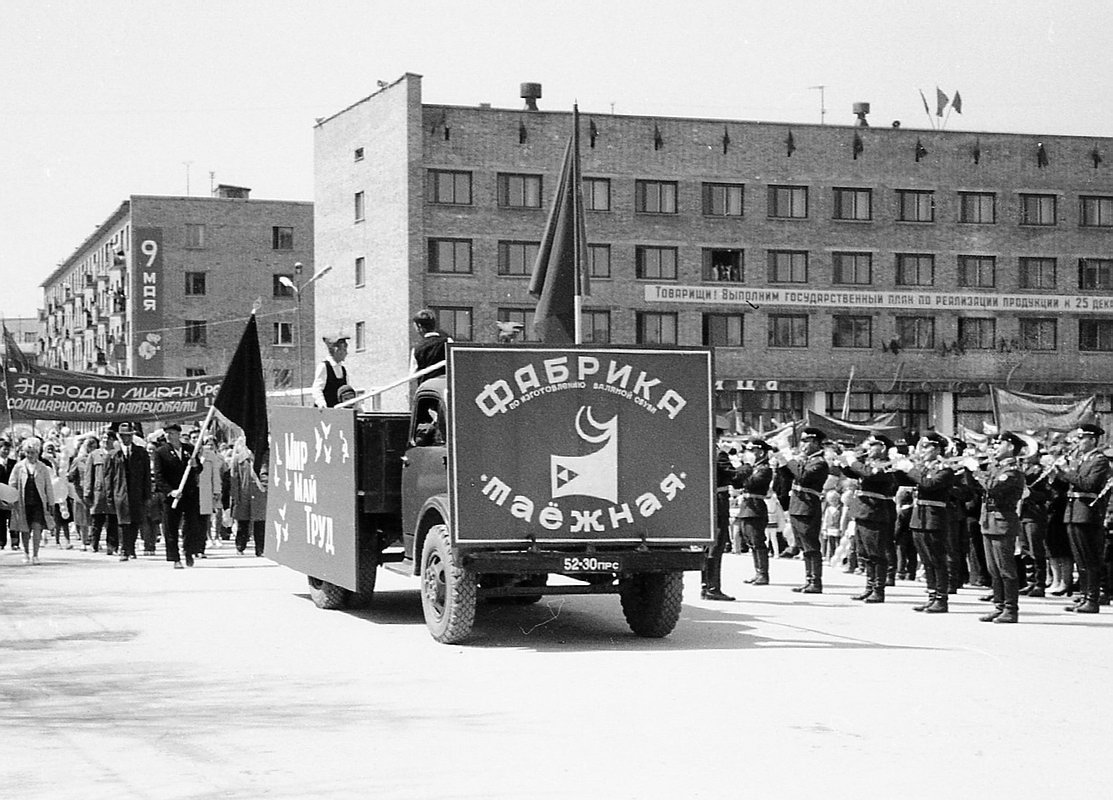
[2, 0, 1110, 319]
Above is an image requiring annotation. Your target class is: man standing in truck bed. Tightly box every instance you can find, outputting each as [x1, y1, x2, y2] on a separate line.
[410, 309, 452, 380]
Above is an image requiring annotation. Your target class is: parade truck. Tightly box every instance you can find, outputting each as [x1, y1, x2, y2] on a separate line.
[266, 344, 715, 644]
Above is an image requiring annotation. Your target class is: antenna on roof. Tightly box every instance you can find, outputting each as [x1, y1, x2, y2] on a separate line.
[182, 161, 193, 196]
[808, 85, 827, 125]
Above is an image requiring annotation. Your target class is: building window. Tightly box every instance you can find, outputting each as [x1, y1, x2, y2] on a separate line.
[957, 255, 996, 288]
[428, 239, 472, 274]
[896, 253, 935, 286]
[635, 246, 678, 280]
[1020, 194, 1056, 226]
[430, 306, 472, 341]
[702, 248, 743, 282]
[354, 191, 365, 222]
[832, 315, 872, 348]
[1079, 319, 1113, 352]
[833, 188, 872, 221]
[635, 180, 678, 214]
[273, 321, 293, 346]
[896, 316, 935, 349]
[703, 183, 744, 217]
[497, 173, 542, 208]
[1019, 318, 1057, 350]
[272, 226, 294, 250]
[1080, 196, 1113, 228]
[497, 241, 539, 276]
[825, 391, 929, 431]
[354, 257, 365, 287]
[273, 274, 295, 297]
[896, 190, 935, 222]
[767, 185, 808, 219]
[584, 178, 611, 211]
[703, 314, 744, 347]
[768, 314, 808, 348]
[958, 317, 996, 349]
[719, 390, 805, 432]
[583, 310, 611, 343]
[637, 312, 678, 344]
[767, 250, 808, 283]
[185, 367, 207, 377]
[354, 147, 364, 161]
[498, 308, 538, 342]
[185, 223, 206, 248]
[184, 272, 207, 296]
[588, 244, 611, 279]
[354, 321, 366, 352]
[1019, 257, 1056, 290]
[832, 252, 872, 285]
[1079, 258, 1113, 290]
[184, 320, 207, 346]
[426, 170, 472, 205]
[958, 192, 996, 223]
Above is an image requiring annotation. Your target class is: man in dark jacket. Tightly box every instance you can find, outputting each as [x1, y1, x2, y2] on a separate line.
[781, 427, 830, 594]
[152, 423, 202, 568]
[107, 422, 151, 561]
[703, 417, 738, 601]
[84, 431, 119, 554]
[977, 432, 1028, 623]
[1056, 424, 1111, 613]
[737, 436, 775, 586]
[0, 437, 15, 549]
[898, 432, 956, 613]
[837, 434, 898, 603]
[410, 309, 451, 379]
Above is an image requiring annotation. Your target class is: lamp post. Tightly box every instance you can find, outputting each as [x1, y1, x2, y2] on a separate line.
[279, 263, 332, 405]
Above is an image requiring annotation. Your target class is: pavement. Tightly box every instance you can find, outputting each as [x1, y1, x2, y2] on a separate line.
[1, 541, 1110, 800]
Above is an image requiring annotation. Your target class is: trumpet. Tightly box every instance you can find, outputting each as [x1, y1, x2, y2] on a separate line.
[1032, 443, 1080, 484]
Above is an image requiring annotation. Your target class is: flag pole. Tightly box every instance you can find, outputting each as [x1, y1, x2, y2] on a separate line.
[572, 103, 584, 345]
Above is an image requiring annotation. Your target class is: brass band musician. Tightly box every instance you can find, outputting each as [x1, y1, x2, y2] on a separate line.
[780, 427, 830, 594]
[975, 432, 1027, 623]
[898, 432, 956, 613]
[1055, 423, 1111, 614]
[834, 434, 898, 604]
[736, 437, 775, 586]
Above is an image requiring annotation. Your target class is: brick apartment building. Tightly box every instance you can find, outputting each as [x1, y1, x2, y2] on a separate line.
[39, 188, 314, 391]
[313, 73, 1113, 431]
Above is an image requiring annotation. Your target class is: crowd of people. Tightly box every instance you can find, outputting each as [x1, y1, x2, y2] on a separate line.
[0, 421, 268, 568]
[709, 421, 1113, 622]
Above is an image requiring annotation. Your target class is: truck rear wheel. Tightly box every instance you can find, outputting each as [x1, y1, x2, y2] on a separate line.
[421, 524, 477, 644]
[307, 576, 349, 610]
[349, 553, 378, 608]
[620, 571, 684, 638]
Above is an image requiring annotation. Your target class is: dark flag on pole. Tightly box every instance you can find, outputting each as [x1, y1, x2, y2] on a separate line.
[2, 325, 35, 373]
[528, 105, 589, 344]
[212, 314, 268, 474]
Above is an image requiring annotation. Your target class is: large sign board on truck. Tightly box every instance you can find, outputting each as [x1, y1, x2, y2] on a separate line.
[267, 407, 360, 590]
[448, 345, 714, 545]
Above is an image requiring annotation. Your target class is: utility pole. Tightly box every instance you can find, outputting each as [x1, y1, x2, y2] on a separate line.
[808, 85, 827, 125]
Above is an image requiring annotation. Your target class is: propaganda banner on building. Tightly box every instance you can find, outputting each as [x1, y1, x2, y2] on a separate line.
[5, 369, 220, 422]
[448, 344, 715, 545]
[132, 226, 165, 376]
[266, 407, 359, 590]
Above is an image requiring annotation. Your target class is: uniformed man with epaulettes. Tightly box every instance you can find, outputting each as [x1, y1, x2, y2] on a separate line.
[1054, 423, 1111, 614]
[703, 416, 738, 601]
[782, 427, 830, 594]
[975, 432, 1028, 623]
[736, 436, 775, 586]
[898, 432, 956, 613]
[1019, 441, 1056, 598]
[836, 434, 898, 603]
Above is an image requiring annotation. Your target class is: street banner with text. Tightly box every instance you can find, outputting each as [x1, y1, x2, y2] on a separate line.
[6, 369, 221, 422]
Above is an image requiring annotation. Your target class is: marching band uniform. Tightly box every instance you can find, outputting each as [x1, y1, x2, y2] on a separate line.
[1058, 424, 1111, 614]
[785, 428, 830, 594]
[736, 437, 774, 586]
[1020, 454, 1056, 598]
[901, 432, 955, 613]
[703, 418, 738, 601]
[978, 434, 1027, 623]
[837, 435, 898, 603]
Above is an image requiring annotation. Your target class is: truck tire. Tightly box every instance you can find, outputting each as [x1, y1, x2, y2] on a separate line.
[620, 571, 684, 638]
[420, 524, 477, 644]
[349, 554, 378, 608]
[307, 576, 349, 610]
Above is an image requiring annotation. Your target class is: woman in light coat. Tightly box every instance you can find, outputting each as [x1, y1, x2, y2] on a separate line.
[7, 437, 56, 564]
[196, 437, 223, 556]
[229, 439, 268, 556]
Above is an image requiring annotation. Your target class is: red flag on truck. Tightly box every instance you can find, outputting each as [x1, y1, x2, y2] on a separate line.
[529, 105, 589, 344]
[212, 314, 269, 473]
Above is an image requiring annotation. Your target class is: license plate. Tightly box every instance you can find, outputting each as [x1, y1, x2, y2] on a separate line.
[560, 555, 623, 572]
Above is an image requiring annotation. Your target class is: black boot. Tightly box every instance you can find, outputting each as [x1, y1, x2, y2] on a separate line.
[702, 557, 734, 601]
[853, 564, 874, 600]
[913, 592, 935, 612]
[744, 549, 760, 584]
[802, 553, 823, 594]
[752, 549, 770, 586]
[792, 552, 813, 592]
[864, 565, 885, 603]
[923, 594, 948, 613]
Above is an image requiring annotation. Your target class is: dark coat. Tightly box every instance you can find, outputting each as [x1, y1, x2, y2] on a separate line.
[108, 444, 152, 525]
[230, 457, 268, 522]
[734, 460, 773, 521]
[979, 457, 1025, 536]
[902, 459, 955, 532]
[785, 452, 828, 519]
[152, 443, 200, 505]
[84, 449, 116, 515]
[840, 458, 897, 526]
[1060, 449, 1111, 526]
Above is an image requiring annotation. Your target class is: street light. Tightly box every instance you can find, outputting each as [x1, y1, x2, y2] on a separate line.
[279, 263, 332, 405]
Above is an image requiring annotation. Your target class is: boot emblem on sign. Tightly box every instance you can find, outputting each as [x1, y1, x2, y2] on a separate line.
[550, 407, 618, 503]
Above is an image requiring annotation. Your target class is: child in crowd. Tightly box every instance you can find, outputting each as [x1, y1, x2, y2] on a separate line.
[822, 490, 842, 565]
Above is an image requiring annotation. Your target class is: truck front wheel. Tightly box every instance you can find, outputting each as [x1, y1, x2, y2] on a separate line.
[620, 571, 684, 638]
[307, 576, 348, 610]
[420, 524, 477, 644]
